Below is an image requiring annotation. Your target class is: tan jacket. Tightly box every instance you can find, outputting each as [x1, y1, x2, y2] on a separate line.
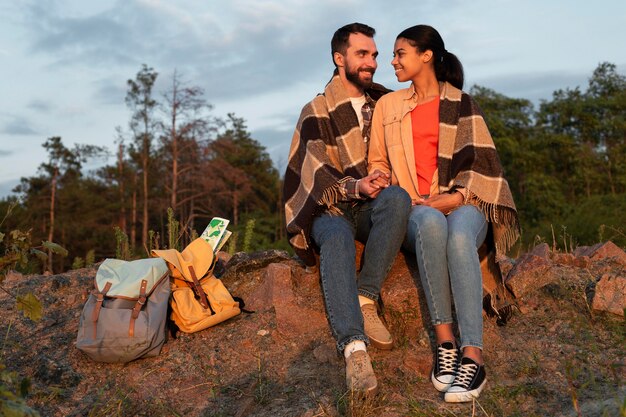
[368, 82, 522, 320]
[368, 84, 441, 202]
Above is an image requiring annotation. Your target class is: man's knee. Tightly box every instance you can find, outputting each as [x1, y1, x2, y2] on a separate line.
[376, 186, 411, 212]
[314, 221, 355, 250]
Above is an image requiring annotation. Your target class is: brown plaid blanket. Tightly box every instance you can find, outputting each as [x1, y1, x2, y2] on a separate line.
[283, 74, 389, 265]
[437, 81, 520, 256]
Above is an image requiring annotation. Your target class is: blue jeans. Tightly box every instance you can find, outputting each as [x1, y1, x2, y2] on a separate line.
[403, 204, 488, 350]
[311, 186, 411, 352]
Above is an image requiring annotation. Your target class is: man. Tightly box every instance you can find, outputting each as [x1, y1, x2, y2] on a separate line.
[283, 23, 411, 395]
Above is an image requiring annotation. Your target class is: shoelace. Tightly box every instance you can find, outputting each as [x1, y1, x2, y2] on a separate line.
[436, 345, 458, 374]
[452, 361, 478, 388]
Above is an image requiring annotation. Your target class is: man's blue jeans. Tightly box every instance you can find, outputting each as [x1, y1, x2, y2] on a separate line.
[311, 186, 411, 352]
[403, 204, 488, 350]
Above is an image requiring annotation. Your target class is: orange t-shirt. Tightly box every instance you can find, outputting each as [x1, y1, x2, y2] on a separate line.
[411, 97, 439, 195]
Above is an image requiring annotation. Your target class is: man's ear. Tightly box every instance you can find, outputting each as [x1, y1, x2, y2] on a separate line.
[333, 52, 344, 68]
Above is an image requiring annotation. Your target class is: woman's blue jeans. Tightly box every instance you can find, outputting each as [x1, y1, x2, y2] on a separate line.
[311, 186, 411, 352]
[403, 204, 488, 350]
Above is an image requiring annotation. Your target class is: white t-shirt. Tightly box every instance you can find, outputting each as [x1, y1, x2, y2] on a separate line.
[349, 95, 367, 131]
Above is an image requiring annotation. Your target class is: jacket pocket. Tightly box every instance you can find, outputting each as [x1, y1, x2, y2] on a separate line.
[382, 113, 403, 147]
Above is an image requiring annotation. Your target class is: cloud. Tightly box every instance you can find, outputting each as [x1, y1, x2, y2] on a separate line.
[27, 99, 54, 112]
[19, 0, 359, 102]
[25, 1, 143, 67]
[251, 125, 294, 174]
[0, 178, 20, 198]
[470, 70, 591, 104]
[0, 149, 12, 157]
[1, 115, 39, 135]
[92, 77, 127, 106]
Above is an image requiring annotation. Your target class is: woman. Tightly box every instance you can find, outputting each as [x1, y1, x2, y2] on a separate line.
[368, 25, 519, 403]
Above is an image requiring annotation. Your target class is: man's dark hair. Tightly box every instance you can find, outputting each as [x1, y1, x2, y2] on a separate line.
[331, 22, 376, 68]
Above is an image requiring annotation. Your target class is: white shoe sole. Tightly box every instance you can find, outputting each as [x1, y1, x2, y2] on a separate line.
[431, 371, 454, 392]
[444, 378, 486, 403]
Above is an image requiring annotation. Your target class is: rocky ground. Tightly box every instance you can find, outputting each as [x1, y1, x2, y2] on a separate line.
[1, 242, 624, 417]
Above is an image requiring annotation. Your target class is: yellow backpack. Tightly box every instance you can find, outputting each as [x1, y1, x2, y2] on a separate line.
[152, 238, 241, 333]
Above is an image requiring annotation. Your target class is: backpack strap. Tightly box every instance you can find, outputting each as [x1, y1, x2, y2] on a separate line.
[129, 279, 148, 337]
[92, 281, 112, 338]
[188, 265, 215, 315]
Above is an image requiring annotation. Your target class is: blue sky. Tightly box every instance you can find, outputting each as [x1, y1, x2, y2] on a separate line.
[1, 0, 625, 197]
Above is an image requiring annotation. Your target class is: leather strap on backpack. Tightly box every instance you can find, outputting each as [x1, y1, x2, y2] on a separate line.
[129, 279, 148, 337]
[188, 265, 215, 314]
[92, 281, 112, 338]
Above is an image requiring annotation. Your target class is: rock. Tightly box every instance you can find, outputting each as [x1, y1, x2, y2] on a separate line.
[505, 253, 554, 298]
[246, 263, 293, 313]
[574, 241, 626, 265]
[552, 252, 571, 264]
[3, 270, 23, 283]
[592, 274, 625, 316]
[589, 241, 626, 265]
[216, 251, 232, 263]
[247, 263, 327, 338]
[223, 249, 293, 280]
[553, 252, 590, 268]
[497, 257, 515, 280]
[529, 243, 551, 259]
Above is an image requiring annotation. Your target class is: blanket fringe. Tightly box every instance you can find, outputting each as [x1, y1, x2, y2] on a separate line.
[466, 190, 520, 254]
[317, 177, 355, 214]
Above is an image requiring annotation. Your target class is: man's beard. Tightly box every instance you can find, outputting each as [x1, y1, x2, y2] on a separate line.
[345, 65, 375, 90]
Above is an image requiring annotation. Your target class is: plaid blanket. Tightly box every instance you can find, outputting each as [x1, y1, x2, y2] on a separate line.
[437, 81, 520, 256]
[283, 74, 389, 265]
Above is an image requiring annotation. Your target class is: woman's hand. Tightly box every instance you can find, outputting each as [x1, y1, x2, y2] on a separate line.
[421, 191, 464, 214]
[358, 170, 390, 198]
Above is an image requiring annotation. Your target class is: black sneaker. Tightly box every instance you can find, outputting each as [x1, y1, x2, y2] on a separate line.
[444, 357, 487, 403]
[431, 341, 458, 392]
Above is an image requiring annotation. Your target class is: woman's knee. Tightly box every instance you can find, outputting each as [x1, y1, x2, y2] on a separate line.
[447, 232, 475, 255]
[408, 206, 446, 236]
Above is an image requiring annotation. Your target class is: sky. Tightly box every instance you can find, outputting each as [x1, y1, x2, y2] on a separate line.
[1, 0, 625, 197]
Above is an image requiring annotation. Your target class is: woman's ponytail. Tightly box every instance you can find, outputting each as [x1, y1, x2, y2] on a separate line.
[397, 25, 464, 90]
[436, 49, 464, 90]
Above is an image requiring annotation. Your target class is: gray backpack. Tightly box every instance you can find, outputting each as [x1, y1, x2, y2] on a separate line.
[76, 257, 170, 363]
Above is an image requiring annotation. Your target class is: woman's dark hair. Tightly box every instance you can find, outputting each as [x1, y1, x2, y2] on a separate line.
[396, 25, 464, 90]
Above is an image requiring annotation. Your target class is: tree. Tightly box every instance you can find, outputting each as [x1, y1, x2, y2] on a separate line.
[126, 64, 159, 251]
[213, 114, 280, 218]
[159, 70, 215, 239]
[470, 86, 535, 200]
[13, 137, 105, 272]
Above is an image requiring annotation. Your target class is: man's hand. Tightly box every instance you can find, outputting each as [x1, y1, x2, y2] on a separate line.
[358, 170, 390, 198]
[419, 191, 463, 214]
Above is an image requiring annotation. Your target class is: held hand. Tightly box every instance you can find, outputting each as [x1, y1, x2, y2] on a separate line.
[421, 191, 464, 214]
[359, 170, 390, 198]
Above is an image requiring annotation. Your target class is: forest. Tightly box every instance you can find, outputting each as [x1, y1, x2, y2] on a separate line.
[1, 62, 625, 273]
